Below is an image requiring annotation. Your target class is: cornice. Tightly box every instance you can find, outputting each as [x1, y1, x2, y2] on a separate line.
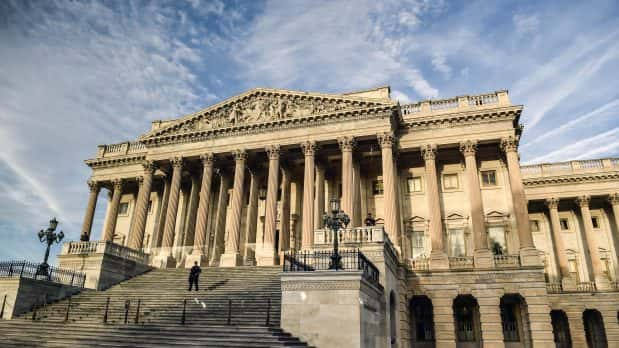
[143, 105, 396, 147]
[523, 172, 619, 187]
[85, 154, 146, 169]
[402, 105, 521, 131]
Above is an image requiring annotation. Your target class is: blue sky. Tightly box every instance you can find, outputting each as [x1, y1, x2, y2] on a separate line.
[0, 0, 618, 263]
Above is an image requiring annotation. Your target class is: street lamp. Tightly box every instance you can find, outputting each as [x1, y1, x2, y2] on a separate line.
[322, 198, 350, 270]
[36, 217, 64, 277]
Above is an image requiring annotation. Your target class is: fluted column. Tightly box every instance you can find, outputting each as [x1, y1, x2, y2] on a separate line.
[577, 196, 609, 289]
[314, 163, 325, 229]
[243, 170, 260, 264]
[153, 177, 170, 249]
[80, 180, 100, 241]
[422, 144, 448, 269]
[258, 145, 280, 265]
[128, 161, 156, 250]
[301, 141, 317, 249]
[210, 172, 230, 265]
[183, 175, 201, 247]
[378, 133, 400, 247]
[545, 198, 571, 280]
[290, 214, 299, 251]
[280, 167, 291, 252]
[221, 150, 247, 267]
[338, 137, 356, 223]
[158, 157, 183, 267]
[352, 159, 362, 227]
[103, 179, 123, 242]
[609, 193, 619, 244]
[188, 154, 215, 264]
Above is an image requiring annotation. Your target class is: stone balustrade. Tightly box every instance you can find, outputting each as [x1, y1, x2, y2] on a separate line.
[401, 90, 507, 117]
[448, 256, 475, 269]
[409, 257, 429, 271]
[313, 226, 387, 245]
[493, 254, 521, 267]
[62, 241, 149, 265]
[96, 141, 147, 158]
[521, 158, 618, 178]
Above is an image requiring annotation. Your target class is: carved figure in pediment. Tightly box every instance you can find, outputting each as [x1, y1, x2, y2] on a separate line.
[277, 99, 288, 119]
[228, 104, 242, 125]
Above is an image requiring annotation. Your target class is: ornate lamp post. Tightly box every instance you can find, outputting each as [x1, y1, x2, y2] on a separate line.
[36, 217, 64, 277]
[322, 198, 350, 270]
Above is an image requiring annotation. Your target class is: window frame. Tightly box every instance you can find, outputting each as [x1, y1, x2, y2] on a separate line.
[480, 170, 498, 187]
[559, 218, 569, 230]
[118, 202, 130, 216]
[406, 176, 423, 193]
[372, 179, 384, 195]
[442, 173, 459, 190]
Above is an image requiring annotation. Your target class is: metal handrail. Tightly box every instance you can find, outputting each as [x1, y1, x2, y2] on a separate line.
[0, 260, 86, 288]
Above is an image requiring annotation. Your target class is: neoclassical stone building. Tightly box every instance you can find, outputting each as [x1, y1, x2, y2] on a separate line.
[63, 86, 619, 347]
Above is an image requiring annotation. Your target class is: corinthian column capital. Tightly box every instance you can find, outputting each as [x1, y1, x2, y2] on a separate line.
[142, 160, 156, 174]
[111, 178, 124, 190]
[87, 180, 99, 193]
[200, 153, 215, 165]
[266, 145, 281, 159]
[459, 140, 477, 157]
[576, 195, 591, 208]
[608, 193, 619, 206]
[170, 156, 184, 168]
[135, 176, 144, 186]
[377, 132, 396, 148]
[233, 149, 248, 161]
[300, 141, 317, 156]
[337, 137, 356, 152]
[500, 136, 519, 153]
[421, 144, 437, 161]
[545, 197, 560, 210]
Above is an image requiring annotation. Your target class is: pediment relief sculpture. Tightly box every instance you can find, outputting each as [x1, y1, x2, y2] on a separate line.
[143, 89, 392, 139]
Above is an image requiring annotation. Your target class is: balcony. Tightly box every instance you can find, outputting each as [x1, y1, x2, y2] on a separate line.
[521, 158, 619, 178]
[96, 141, 147, 158]
[494, 254, 521, 267]
[449, 256, 475, 270]
[401, 91, 509, 117]
[62, 241, 149, 265]
[313, 226, 390, 246]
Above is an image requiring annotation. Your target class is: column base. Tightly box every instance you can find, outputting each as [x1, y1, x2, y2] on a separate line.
[154, 254, 176, 269]
[561, 276, 577, 291]
[429, 251, 449, 270]
[219, 252, 243, 267]
[594, 276, 611, 291]
[519, 247, 542, 267]
[184, 252, 209, 268]
[256, 246, 277, 266]
[474, 249, 494, 269]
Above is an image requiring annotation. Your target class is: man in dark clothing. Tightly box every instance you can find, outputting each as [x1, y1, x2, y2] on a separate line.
[188, 262, 201, 291]
[364, 213, 376, 226]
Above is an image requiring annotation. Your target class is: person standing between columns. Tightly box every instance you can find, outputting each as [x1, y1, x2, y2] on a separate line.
[421, 144, 448, 269]
[103, 178, 123, 242]
[187, 153, 215, 267]
[501, 136, 540, 266]
[545, 198, 574, 288]
[377, 132, 401, 249]
[259, 145, 281, 265]
[159, 157, 183, 267]
[338, 137, 356, 225]
[577, 195, 610, 289]
[128, 160, 156, 250]
[460, 140, 492, 267]
[80, 180, 100, 241]
[301, 141, 317, 250]
[221, 149, 247, 267]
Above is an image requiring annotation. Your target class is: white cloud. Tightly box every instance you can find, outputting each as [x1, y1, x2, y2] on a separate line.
[391, 90, 412, 104]
[431, 53, 452, 79]
[513, 13, 539, 35]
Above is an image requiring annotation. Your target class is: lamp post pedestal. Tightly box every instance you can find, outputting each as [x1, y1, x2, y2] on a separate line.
[323, 198, 349, 271]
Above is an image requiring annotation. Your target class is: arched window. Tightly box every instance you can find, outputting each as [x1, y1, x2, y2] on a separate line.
[453, 295, 480, 344]
[583, 309, 608, 348]
[410, 296, 435, 347]
[500, 294, 532, 345]
[550, 310, 572, 348]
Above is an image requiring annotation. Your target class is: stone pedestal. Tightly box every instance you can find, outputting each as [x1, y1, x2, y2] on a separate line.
[58, 241, 151, 290]
[519, 247, 542, 267]
[561, 276, 577, 291]
[594, 276, 611, 291]
[219, 252, 242, 267]
[281, 271, 385, 348]
[474, 249, 494, 268]
[0, 277, 81, 319]
[429, 251, 449, 270]
[256, 247, 277, 266]
[153, 253, 176, 269]
[184, 252, 208, 268]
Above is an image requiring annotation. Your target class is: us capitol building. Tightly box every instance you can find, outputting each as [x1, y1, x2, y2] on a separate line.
[56, 86, 618, 347]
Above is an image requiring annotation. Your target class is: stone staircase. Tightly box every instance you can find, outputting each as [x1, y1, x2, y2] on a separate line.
[0, 266, 312, 347]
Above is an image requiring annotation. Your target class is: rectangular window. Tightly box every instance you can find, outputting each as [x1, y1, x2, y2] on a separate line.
[407, 177, 423, 193]
[372, 180, 384, 195]
[411, 231, 425, 258]
[560, 218, 569, 230]
[447, 229, 465, 257]
[481, 170, 497, 186]
[443, 173, 459, 190]
[592, 217, 599, 229]
[568, 259, 580, 281]
[488, 226, 507, 255]
[530, 220, 540, 232]
[119, 202, 129, 215]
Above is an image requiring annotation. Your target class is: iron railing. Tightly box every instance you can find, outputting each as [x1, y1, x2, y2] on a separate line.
[282, 249, 380, 286]
[0, 260, 86, 288]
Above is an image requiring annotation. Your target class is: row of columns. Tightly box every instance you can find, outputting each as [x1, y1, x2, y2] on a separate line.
[545, 194, 619, 290]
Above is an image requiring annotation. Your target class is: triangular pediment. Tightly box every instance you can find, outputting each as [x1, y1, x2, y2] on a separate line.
[141, 87, 394, 140]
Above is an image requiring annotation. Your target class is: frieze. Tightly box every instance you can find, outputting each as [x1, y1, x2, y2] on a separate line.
[402, 106, 520, 131]
[523, 172, 619, 187]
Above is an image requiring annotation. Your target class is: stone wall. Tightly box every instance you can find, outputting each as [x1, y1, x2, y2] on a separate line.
[0, 277, 81, 319]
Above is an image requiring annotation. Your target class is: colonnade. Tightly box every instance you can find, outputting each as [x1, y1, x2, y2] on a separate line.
[79, 134, 536, 269]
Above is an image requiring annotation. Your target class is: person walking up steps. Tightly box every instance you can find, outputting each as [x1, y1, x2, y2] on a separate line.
[188, 261, 201, 291]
